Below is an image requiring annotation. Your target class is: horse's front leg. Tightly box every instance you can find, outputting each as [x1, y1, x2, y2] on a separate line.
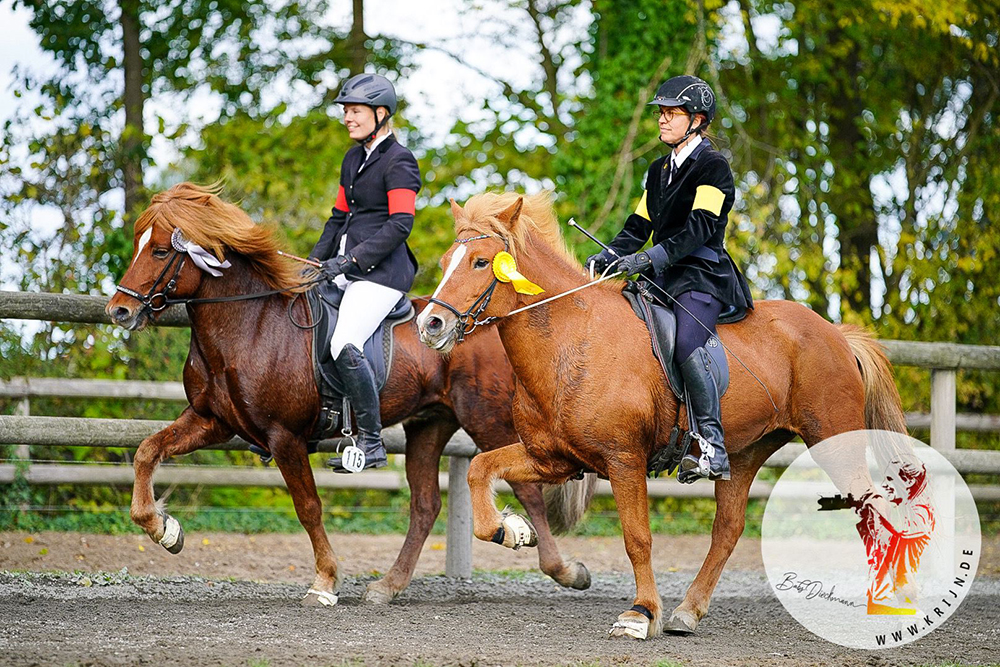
[270, 429, 341, 608]
[131, 407, 232, 553]
[606, 457, 663, 641]
[467, 442, 565, 550]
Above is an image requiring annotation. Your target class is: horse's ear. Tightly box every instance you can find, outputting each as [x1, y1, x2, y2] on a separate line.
[496, 197, 523, 228]
[449, 198, 464, 221]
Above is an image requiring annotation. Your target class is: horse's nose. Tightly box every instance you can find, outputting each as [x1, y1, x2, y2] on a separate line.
[425, 315, 444, 335]
[111, 305, 133, 324]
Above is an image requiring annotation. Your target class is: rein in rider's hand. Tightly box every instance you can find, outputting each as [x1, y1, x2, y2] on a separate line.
[320, 254, 355, 279]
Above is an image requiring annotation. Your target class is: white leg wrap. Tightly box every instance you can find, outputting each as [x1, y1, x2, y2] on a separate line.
[501, 514, 534, 550]
[609, 616, 649, 640]
[158, 515, 182, 550]
[306, 589, 339, 606]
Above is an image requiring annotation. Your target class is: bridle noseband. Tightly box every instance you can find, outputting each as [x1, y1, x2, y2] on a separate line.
[115, 249, 188, 317]
[427, 234, 505, 343]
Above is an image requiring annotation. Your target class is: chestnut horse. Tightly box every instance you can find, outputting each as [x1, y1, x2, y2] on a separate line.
[104, 183, 595, 606]
[416, 191, 906, 639]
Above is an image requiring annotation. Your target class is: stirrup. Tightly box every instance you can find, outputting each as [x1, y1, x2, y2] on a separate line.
[678, 434, 730, 483]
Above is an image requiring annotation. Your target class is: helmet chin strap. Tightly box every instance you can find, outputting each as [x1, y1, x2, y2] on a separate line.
[664, 115, 705, 149]
[360, 107, 390, 144]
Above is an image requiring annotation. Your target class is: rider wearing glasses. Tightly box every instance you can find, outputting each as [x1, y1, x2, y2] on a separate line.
[587, 75, 754, 483]
[309, 73, 421, 472]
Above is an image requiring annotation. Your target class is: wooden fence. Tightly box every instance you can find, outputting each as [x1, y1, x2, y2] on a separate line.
[3, 290, 1000, 577]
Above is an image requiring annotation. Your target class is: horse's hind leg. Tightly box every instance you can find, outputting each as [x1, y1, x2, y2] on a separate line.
[364, 416, 457, 604]
[666, 436, 785, 634]
[131, 407, 232, 553]
[507, 481, 591, 590]
[271, 430, 340, 608]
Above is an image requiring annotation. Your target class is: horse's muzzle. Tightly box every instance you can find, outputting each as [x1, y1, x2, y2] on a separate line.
[416, 307, 458, 353]
[105, 300, 149, 331]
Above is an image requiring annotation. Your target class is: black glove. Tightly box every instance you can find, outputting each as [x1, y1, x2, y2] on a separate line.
[616, 251, 653, 275]
[320, 254, 354, 279]
[586, 249, 616, 274]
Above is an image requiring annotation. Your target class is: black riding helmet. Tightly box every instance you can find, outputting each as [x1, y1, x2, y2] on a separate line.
[334, 73, 398, 143]
[648, 75, 716, 147]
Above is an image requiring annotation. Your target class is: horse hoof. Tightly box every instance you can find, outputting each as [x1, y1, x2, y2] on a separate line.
[608, 612, 651, 640]
[556, 561, 591, 590]
[362, 580, 397, 605]
[665, 610, 699, 635]
[158, 514, 184, 555]
[301, 589, 339, 607]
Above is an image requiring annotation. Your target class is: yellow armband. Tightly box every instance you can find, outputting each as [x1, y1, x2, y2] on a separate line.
[692, 185, 725, 216]
[634, 190, 650, 221]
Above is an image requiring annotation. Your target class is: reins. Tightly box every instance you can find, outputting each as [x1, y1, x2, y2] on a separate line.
[433, 230, 779, 413]
[115, 248, 326, 326]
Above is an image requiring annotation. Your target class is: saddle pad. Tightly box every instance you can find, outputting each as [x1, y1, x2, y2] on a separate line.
[306, 282, 414, 440]
[621, 282, 730, 401]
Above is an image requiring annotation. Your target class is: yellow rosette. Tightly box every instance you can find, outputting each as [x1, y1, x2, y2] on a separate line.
[492, 251, 544, 295]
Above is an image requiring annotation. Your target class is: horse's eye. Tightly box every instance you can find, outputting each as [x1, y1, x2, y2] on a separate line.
[152, 248, 170, 258]
[473, 258, 490, 269]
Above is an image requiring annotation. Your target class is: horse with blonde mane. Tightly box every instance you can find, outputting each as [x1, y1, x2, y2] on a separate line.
[416, 191, 906, 639]
[105, 183, 596, 606]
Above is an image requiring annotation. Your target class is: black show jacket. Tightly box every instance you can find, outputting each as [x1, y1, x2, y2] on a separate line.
[609, 139, 753, 311]
[310, 134, 422, 293]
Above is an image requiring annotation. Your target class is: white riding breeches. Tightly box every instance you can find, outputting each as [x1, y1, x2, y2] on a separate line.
[329, 280, 404, 360]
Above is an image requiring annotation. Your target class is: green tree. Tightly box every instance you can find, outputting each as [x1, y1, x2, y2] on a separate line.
[713, 0, 999, 330]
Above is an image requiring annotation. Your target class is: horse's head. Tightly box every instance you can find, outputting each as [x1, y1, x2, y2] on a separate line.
[418, 194, 548, 353]
[105, 186, 223, 330]
[106, 183, 301, 331]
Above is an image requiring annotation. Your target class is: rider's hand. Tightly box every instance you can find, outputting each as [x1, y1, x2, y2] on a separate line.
[586, 249, 616, 274]
[616, 251, 653, 275]
[320, 254, 354, 279]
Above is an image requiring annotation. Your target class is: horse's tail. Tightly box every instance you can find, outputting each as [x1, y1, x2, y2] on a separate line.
[542, 473, 598, 535]
[839, 325, 907, 434]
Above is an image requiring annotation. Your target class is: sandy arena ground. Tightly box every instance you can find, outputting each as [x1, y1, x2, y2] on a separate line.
[2, 531, 998, 666]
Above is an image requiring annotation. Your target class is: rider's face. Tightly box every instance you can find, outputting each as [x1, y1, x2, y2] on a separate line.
[343, 104, 384, 141]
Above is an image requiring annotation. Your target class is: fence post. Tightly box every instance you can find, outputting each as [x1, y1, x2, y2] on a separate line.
[930, 369, 957, 452]
[445, 455, 473, 579]
[15, 398, 30, 461]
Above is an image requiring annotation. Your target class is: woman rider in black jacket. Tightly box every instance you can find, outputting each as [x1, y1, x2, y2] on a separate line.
[309, 73, 421, 472]
[588, 75, 754, 483]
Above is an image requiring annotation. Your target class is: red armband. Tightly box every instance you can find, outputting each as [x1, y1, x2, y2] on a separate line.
[387, 188, 417, 215]
[334, 185, 349, 212]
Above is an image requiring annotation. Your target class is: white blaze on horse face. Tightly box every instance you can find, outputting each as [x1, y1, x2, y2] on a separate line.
[419, 243, 468, 326]
[131, 228, 152, 268]
[432, 243, 467, 299]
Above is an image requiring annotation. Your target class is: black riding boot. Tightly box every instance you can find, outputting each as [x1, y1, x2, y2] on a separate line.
[326, 344, 388, 473]
[678, 346, 731, 483]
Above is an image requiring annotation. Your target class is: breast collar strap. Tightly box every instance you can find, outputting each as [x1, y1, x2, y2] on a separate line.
[427, 234, 505, 342]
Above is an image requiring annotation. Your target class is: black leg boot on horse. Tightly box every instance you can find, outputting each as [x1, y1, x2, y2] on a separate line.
[678, 346, 731, 482]
[327, 344, 388, 472]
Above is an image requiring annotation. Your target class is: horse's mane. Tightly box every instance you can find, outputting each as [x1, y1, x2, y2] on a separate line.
[134, 182, 304, 292]
[459, 191, 583, 272]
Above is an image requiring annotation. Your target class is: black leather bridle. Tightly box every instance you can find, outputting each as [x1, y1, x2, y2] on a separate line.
[114, 243, 326, 324]
[115, 249, 188, 317]
[427, 233, 506, 342]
